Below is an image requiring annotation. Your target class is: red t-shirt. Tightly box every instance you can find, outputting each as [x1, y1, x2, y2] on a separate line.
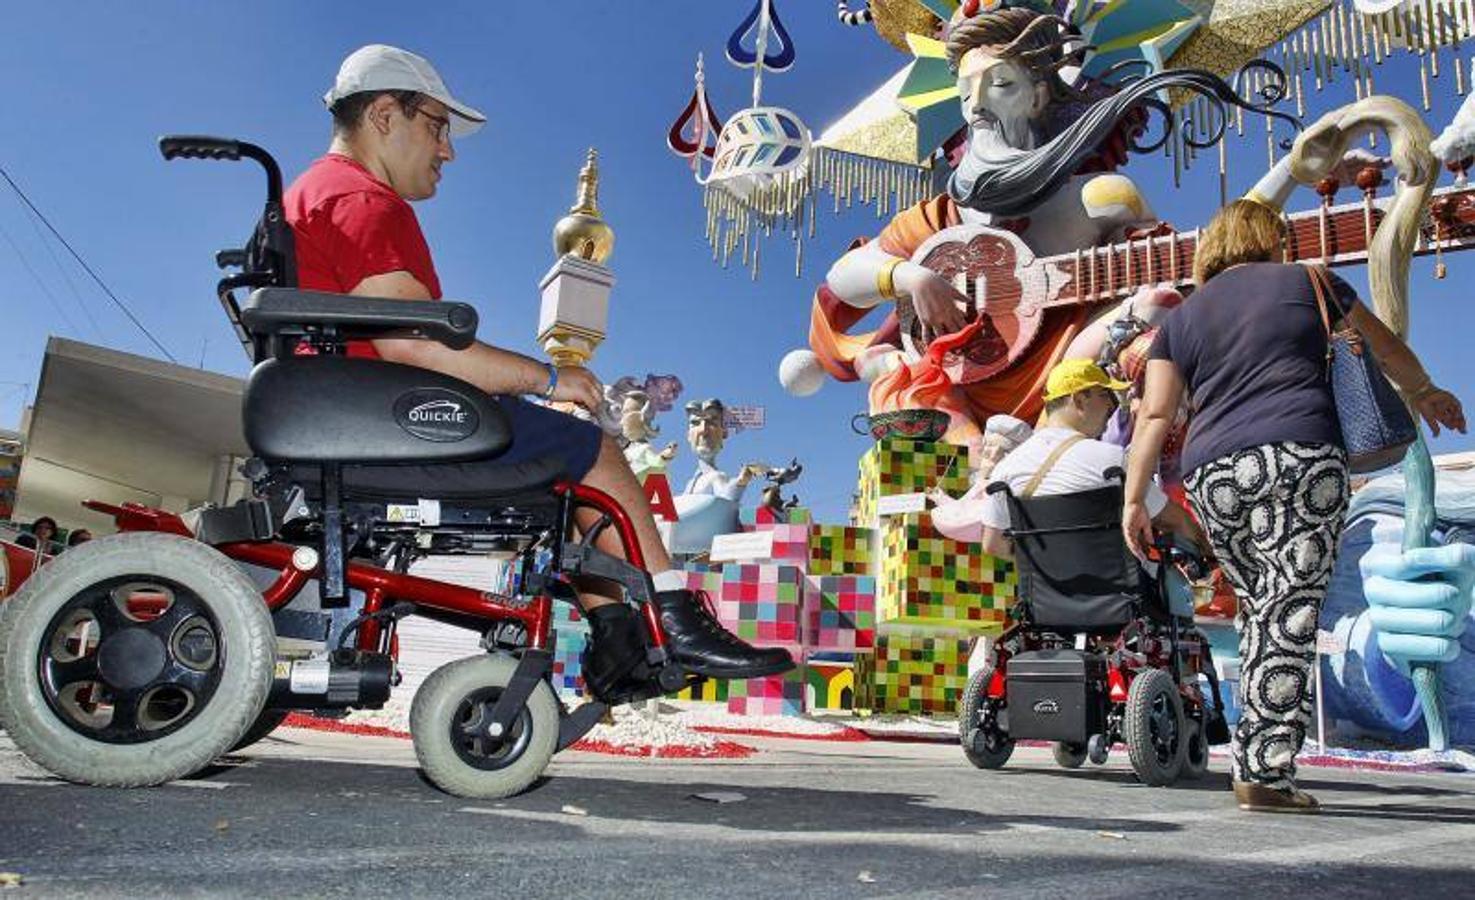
[283, 154, 442, 358]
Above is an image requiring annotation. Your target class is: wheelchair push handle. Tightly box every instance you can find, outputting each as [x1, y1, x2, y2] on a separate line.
[159, 135, 241, 162]
[158, 135, 284, 202]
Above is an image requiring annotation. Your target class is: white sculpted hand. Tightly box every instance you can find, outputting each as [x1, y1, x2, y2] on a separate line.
[898, 264, 970, 343]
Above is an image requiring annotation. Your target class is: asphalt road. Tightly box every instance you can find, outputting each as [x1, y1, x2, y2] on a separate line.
[3, 726, 1475, 899]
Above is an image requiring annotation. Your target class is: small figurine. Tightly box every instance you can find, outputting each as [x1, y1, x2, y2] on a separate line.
[679, 398, 766, 502]
[758, 458, 803, 511]
[617, 389, 678, 478]
[929, 414, 1033, 543]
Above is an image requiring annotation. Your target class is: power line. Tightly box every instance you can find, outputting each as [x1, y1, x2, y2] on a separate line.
[15, 192, 105, 339]
[0, 217, 84, 338]
[0, 162, 176, 361]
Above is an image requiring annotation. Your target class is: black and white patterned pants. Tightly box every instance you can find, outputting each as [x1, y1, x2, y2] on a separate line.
[1185, 441, 1350, 788]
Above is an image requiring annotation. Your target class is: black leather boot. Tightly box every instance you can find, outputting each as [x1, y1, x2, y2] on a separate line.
[654, 589, 795, 678]
[581, 603, 647, 700]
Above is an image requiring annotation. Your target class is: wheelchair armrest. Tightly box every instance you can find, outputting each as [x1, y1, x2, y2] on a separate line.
[240, 288, 478, 350]
[985, 481, 1010, 496]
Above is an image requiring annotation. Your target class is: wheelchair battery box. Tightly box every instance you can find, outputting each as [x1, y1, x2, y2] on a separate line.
[1005, 649, 1107, 743]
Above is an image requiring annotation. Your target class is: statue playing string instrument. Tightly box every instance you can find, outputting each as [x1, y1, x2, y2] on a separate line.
[809, 2, 1298, 442]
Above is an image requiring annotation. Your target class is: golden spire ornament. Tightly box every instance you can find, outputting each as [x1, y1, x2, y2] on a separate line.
[552, 148, 615, 263]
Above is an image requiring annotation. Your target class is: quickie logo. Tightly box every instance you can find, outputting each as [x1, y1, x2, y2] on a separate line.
[394, 389, 479, 442]
[1032, 699, 1060, 715]
[407, 399, 468, 425]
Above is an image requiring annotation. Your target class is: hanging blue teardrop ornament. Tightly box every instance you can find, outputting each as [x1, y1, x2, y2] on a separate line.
[725, 0, 797, 73]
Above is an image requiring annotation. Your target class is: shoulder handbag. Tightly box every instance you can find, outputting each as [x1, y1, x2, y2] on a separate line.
[1306, 265, 1417, 474]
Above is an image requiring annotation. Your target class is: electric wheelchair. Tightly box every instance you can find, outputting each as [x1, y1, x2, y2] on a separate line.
[958, 474, 1231, 786]
[0, 137, 696, 799]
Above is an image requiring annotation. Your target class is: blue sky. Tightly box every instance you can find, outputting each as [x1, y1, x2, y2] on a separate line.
[2, 1, 1473, 523]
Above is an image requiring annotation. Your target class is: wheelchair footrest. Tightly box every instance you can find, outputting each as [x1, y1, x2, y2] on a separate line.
[557, 700, 609, 751]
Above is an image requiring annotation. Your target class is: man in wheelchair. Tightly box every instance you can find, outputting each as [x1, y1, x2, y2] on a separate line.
[284, 45, 792, 694]
[0, 43, 793, 804]
[959, 360, 1226, 784]
[979, 358, 1209, 557]
[976, 359, 1207, 561]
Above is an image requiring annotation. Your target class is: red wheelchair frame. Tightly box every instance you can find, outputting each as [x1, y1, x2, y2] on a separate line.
[80, 479, 665, 664]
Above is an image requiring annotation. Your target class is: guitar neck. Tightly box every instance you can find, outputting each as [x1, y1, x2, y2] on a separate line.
[1042, 183, 1475, 310]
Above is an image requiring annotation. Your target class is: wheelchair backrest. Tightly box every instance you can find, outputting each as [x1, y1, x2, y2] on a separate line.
[1001, 482, 1143, 633]
[164, 135, 499, 466]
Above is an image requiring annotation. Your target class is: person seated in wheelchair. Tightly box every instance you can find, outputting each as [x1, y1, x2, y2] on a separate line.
[978, 359, 1208, 575]
[283, 44, 792, 695]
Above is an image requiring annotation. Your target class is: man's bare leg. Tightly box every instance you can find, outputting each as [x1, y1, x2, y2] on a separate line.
[565, 432, 793, 688]
[572, 433, 671, 610]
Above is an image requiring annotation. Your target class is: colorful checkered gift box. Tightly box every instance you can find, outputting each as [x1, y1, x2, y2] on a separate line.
[552, 599, 589, 635]
[746, 522, 812, 566]
[740, 505, 813, 528]
[804, 652, 859, 712]
[692, 563, 804, 647]
[803, 574, 876, 651]
[807, 524, 874, 577]
[855, 632, 970, 715]
[726, 666, 806, 717]
[551, 629, 588, 697]
[878, 512, 1015, 633]
[855, 438, 969, 526]
[683, 568, 724, 596]
[674, 677, 731, 703]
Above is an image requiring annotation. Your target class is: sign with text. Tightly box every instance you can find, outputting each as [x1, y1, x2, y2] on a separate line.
[709, 529, 777, 563]
[876, 492, 928, 517]
[723, 405, 766, 433]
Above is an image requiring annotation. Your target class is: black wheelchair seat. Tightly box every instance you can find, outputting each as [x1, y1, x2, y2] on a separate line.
[285, 454, 567, 504]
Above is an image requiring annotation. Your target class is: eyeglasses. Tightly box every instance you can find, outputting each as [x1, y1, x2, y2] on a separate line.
[412, 107, 452, 144]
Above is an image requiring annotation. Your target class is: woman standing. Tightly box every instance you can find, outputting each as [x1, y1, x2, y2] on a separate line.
[1122, 198, 1465, 812]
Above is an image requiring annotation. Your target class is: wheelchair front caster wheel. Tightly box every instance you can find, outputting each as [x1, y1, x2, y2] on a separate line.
[1087, 733, 1110, 765]
[1182, 715, 1211, 779]
[1051, 741, 1088, 769]
[410, 654, 559, 799]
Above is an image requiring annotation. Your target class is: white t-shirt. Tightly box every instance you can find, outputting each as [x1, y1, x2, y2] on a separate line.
[978, 427, 1168, 531]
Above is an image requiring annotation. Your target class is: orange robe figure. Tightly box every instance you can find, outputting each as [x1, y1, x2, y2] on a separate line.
[809, 194, 1090, 440]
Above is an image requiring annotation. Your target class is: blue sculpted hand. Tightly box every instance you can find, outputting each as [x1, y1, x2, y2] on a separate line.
[1359, 542, 1475, 671]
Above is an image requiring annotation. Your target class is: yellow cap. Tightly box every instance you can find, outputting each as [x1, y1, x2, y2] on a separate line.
[1041, 358, 1130, 402]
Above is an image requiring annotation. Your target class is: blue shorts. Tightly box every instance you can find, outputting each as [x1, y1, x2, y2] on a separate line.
[491, 395, 603, 482]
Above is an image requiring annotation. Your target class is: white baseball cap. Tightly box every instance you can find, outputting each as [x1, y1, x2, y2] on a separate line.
[324, 44, 486, 138]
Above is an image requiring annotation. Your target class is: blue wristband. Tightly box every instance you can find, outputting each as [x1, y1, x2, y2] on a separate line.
[541, 362, 558, 400]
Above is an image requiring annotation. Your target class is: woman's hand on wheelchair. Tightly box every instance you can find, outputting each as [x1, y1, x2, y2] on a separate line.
[1122, 499, 1154, 560]
[553, 366, 604, 413]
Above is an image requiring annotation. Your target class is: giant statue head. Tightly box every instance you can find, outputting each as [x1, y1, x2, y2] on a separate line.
[685, 398, 728, 464]
[946, 7, 1081, 153]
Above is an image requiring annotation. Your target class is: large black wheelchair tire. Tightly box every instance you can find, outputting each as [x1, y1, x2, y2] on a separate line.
[410, 653, 559, 799]
[230, 707, 293, 752]
[959, 666, 1014, 770]
[1124, 668, 1186, 786]
[0, 534, 275, 786]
